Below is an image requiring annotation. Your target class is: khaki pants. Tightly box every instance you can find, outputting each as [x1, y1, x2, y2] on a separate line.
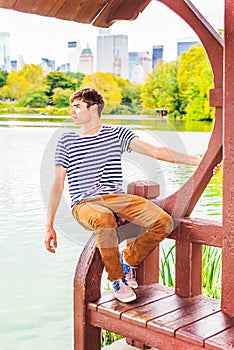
[73, 193, 174, 281]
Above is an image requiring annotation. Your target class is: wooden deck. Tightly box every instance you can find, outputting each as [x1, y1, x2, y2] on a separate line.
[88, 284, 234, 350]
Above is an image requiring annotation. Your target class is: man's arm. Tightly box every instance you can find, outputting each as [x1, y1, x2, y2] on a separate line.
[44, 165, 67, 253]
[130, 137, 200, 166]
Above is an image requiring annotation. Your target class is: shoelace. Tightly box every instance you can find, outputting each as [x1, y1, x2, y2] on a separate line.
[113, 278, 128, 292]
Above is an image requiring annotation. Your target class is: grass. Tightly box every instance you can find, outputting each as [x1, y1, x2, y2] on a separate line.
[159, 242, 222, 299]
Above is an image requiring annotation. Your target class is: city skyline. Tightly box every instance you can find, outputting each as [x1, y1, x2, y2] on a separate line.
[0, 0, 223, 67]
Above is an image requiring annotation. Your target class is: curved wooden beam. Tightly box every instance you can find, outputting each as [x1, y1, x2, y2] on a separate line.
[154, 0, 223, 219]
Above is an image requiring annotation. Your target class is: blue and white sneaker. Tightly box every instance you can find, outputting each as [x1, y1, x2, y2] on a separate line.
[120, 251, 138, 289]
[112, 277, 136, 303]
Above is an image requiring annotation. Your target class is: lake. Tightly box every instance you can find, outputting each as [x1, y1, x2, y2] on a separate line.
[0, 115, 222, 350]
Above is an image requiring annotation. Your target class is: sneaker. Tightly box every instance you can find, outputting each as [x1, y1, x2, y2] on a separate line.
[120, 251, 138, 289]
[112, 278, 137, 303]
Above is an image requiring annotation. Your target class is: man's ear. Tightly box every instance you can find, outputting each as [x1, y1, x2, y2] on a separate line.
[90, 104, 98, 114]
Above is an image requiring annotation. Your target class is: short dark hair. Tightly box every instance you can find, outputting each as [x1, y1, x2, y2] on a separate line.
[70, 88, 104, 116]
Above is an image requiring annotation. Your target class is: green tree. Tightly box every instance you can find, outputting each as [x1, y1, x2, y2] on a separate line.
[65, 72, 85, 89]
[52, 88, 73, 108]
[178, 45, 214, 120]
[19, 87, 49, 107]
[82, 72, 122, 113]
[44, 72, 77, 98]
[141, 60, 183, 117]
[115, 76, 142, 106]
[0, 69, 8, 88]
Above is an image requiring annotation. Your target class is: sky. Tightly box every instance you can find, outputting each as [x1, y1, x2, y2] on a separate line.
[0, 0, 224, 68]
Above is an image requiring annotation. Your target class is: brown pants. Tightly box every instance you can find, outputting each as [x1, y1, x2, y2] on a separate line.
[73, 193, 174, 281]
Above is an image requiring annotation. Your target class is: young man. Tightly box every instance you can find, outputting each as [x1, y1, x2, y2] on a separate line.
[45, 87, 200, 303]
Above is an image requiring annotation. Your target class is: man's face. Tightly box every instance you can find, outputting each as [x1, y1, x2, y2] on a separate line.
[70, 98, 92, 125]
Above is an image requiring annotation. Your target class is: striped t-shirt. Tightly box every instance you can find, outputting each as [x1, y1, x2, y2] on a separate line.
[55, 124, 137, 210]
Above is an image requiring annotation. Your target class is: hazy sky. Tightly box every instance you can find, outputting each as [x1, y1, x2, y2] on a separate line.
[0, 0, 224, 67]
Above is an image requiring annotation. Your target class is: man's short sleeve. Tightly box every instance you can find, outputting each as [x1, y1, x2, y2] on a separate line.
[55, 137, 69, 169]
[117, 126, 138, 153]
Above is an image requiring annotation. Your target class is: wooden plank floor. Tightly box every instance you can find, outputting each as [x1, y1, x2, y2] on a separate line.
[88, 284, 234, 350]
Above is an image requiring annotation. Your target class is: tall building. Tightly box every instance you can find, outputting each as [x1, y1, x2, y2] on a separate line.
[128, 51, 152, 84]
[0, 32, 11, 72]
[177, 38, 199, 56]
[57, 63, 70, 73]
[79, 45, 94, 75]
[68, 40, 82, 72]
[40, 58, 55, 74]
[152, 45, 164, 70]
[97, 31, 128, 79]
[17, 55, 25, 71]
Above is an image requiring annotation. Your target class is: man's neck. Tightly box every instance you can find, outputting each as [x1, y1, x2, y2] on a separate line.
[81, 123, 102, 135]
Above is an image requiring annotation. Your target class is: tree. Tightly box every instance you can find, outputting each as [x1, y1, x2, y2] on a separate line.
[65, 72, 85, 89]
[178, 45, 214, 120]
[0, 64, 45, 100]
[18, 64, 44, 87]
[0, 69, 8, 88]
[52, 88, 73, 108]
[81, 72, 122, 113]
[44, 72, 77, 98]
[0, 70, 30, 99]
[19, 87, 49, 107]
[141, 60, 183, 117]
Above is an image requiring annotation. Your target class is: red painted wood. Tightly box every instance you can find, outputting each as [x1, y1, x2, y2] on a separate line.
[175, 239, 202, 297]
[121, 294, 199, 325]
[127, 181, 160, 199]
[93, 0, 151, 27]
[89, 308, 203, 350]
[148, 296, 220, 336]
[73, 234, 103, 350]
[170, 218, 222, 248]
[176, 311, 234, 347]
[205, 327, 234, 349]
[222, 0, 234, 317]
[136, 246, 159, 285]
[96, 284, 174, 318]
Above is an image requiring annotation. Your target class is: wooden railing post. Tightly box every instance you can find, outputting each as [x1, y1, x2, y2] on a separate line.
[222, 0, 234, 316]
[175, 221, 202, 297]
[127, 181, 161, 286]
[126, 181, 161, 349]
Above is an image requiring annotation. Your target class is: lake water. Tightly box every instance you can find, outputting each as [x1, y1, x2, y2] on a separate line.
[0, 115, 222, 350]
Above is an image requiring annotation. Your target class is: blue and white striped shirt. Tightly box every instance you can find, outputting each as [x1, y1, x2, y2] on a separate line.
[55, 125, 137, 210]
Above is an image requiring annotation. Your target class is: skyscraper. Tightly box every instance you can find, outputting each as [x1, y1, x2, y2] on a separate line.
[68, 40, 82, 72]
[128, 51, 152, 84]
[0, 32, 11, 72]
[152, 45, 164, 70]
[97, 31, 128, 79]
[79, 45, 94, 75]
[177, 38, 199, 56]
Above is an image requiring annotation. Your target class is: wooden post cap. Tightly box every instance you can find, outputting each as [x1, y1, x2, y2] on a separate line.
[127, 180, 160, 199]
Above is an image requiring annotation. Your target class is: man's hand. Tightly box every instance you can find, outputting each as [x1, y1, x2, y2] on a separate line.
[45, 224, 57, 253]
[213, 162, 222, 175]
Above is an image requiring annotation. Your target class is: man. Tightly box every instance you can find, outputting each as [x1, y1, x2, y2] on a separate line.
[45, 87, 201, 303]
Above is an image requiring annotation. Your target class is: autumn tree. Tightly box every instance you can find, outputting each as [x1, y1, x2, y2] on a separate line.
[0, 64, 45, 100]
[82, 72, 122, 114]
